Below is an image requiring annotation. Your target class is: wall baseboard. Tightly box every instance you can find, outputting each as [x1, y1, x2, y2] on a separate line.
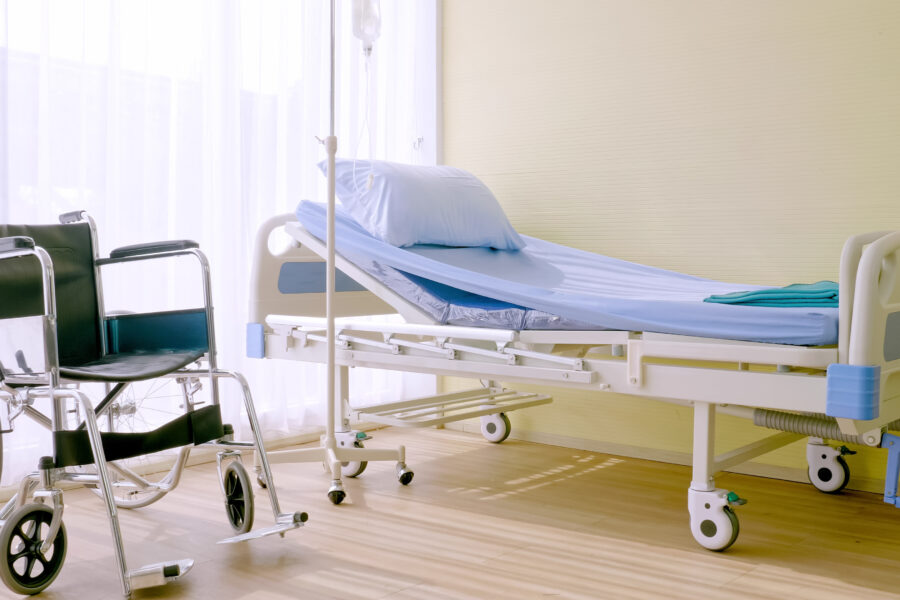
[446, 422, 885, 495]
[0, 425, 384, 503]
[2, 422, 885, 503]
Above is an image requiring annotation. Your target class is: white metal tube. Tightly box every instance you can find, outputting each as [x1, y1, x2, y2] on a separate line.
[214, 368, 284, 518]
[265, 314, 519, 343]
[329, 0, 335, 138]
[64, 389, 131, 597]
[326, 0, 338, 449]
[691, 402, 715, 491]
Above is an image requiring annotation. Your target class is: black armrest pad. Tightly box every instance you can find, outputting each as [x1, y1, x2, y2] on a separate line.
[0, 236, 35, 253]
[109, 240, 200, 259]
[59, 211, 86, 224]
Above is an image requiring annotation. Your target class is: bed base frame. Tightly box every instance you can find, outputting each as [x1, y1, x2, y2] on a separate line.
[249, 213, 900, 550]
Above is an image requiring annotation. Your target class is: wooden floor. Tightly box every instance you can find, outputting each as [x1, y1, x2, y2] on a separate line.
[10, 427, 900, 600]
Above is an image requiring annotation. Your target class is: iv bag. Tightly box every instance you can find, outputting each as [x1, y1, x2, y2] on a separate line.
[352, 0, 381, 53]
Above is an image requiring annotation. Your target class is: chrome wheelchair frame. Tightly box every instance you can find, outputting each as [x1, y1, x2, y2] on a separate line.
[0, 212, 306, 598]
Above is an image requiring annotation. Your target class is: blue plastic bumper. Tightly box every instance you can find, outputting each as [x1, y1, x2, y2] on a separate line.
[826, 364, 880, 420]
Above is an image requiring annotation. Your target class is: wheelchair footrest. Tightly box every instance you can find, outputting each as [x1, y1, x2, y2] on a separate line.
[128, 559, 194, 590]
[217, 513, 307, 544]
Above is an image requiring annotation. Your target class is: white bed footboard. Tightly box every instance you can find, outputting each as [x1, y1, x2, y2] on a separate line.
[840, 230, 900, 435]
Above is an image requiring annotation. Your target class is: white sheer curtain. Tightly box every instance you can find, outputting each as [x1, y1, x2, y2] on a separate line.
[0, 0, 438, 485]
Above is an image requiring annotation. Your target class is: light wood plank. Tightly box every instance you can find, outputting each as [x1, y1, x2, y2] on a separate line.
[9, 428, 900, 599]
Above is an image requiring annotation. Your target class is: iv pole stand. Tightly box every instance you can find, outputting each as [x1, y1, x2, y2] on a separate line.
[264, 0, 413, 505]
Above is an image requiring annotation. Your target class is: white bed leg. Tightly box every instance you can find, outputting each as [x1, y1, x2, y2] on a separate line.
[688, 401, 742, 551]
[334, 365, 351, 434]
[691, 402, 715, 491]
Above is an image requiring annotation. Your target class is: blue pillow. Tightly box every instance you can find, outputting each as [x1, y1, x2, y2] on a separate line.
[318, 159, 525, 249]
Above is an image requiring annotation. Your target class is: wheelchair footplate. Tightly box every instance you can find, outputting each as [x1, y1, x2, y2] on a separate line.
[128, 559, 195, 591]
[217, 511, 308, 544]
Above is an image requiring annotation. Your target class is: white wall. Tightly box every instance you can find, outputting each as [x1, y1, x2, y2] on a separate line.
[442, 0, 900, 490]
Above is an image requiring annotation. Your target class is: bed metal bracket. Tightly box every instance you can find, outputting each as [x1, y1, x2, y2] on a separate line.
[391, 337, 455, 359]
[627, 339, 644, 387]
[502, 346, 584, 370]
[444, 342, 515, 365]
[289, 329, 308, 348]
[340, 334, 399, 354]
[882, 433, 900, 508]
[307, 332, 349, 350]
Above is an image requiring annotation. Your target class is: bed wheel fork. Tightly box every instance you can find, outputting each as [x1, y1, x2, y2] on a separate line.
[32, 457, 65, 553]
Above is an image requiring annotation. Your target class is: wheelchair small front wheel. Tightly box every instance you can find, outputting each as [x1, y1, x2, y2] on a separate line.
[0, 504, 67, 595]
[223, 462, 255, 534]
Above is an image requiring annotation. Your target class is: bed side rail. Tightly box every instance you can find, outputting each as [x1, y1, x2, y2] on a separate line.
[840, 230, 900, 431]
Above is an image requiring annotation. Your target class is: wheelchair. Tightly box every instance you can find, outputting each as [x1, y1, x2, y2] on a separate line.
[0, 211, 307, 597]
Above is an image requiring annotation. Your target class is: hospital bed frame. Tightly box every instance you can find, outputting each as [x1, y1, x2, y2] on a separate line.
[249, 214, 900, 551]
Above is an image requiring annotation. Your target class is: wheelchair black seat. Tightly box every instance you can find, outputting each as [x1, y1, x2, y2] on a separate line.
[59, 349, 206, 382]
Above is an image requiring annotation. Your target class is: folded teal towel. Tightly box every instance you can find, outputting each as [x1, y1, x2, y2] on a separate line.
[703, 281, 838, 307]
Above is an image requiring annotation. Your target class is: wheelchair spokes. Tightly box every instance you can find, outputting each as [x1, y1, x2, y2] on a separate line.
[85, 375, 204, 509]
[0, 504, 67, 595]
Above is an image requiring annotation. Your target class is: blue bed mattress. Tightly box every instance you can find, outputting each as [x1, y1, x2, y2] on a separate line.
[295, 201, 838, 346]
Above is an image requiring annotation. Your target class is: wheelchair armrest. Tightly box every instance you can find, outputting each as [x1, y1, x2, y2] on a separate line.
[0, 236, 36, 254]
[59, 210, 88, 224]
[109, 240, 200, 259]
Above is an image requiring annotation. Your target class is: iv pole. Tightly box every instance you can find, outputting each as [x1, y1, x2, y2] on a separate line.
[265, 0, 412, 505]
[323, 0, 342, 503]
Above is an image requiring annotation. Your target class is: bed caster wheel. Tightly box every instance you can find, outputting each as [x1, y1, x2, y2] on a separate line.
[480, 412, 511, 443]
[692, 506, 740, 552]
[397, 465, 414, 486]
[688, 489, 741, 552]
[0, 504, 67, 596]
[341, 441, 368, 478]
[256, 473, 268, 489]
[223, 462, 255, 534]
[807, 443, 851, 494]
[327, 483, 346, 505]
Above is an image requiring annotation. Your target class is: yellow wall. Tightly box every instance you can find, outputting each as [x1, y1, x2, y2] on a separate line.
[441, 0, 900, 491]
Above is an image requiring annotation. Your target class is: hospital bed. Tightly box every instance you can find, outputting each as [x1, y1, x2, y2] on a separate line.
[248, 197, 900, 552]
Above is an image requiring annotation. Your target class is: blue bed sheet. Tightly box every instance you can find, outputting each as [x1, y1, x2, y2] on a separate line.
[295, 201, 838, 346]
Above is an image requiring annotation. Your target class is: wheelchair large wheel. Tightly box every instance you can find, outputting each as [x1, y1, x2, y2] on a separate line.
[223, 461, 255, 534]
[87, 376, 202, 509]
[0, 504, 67, 596]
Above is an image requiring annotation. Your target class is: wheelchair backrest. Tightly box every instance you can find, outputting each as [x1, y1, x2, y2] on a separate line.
[0, 222, 102, 368]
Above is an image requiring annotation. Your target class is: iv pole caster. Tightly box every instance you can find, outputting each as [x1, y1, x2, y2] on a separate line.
[327, 481, 346, 505]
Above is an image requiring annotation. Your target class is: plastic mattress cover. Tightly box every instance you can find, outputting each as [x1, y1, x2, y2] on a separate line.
[295, 201, 838, 346]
